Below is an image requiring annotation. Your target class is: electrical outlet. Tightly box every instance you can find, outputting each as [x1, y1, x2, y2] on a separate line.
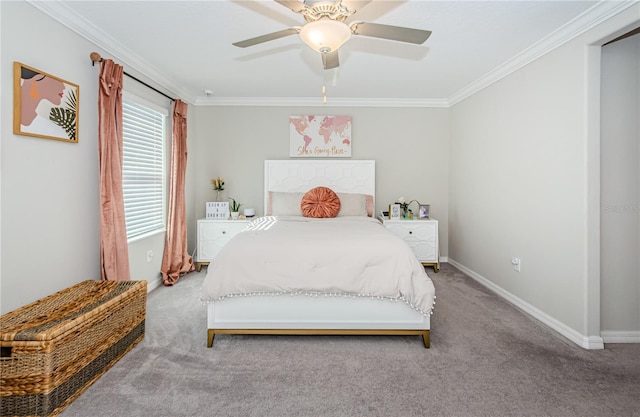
[511, 257, 521, 272]
[146, 250, 154, 263]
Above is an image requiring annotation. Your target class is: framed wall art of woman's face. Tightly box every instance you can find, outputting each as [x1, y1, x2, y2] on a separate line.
[13, 62, 79, 143]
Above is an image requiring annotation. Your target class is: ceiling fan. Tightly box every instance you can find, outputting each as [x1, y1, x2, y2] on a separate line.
[232, 0, 432, 70]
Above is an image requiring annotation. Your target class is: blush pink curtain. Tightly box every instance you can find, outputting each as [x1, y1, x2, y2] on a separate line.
[98, 59, 131, 281]
[161, 99, 194, 285]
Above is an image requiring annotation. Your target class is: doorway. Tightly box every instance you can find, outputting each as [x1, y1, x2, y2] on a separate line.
[600, 30, 640, 343]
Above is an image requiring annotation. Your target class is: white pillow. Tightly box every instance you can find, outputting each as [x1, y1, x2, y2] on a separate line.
[336, 193, 367, 217]
[268, 192, 304, 216]
[267, 190, 373, 217]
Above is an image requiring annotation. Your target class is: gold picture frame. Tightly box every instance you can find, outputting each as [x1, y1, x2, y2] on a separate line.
[13, 62, 79, 143]
[389, 203, 402, 220]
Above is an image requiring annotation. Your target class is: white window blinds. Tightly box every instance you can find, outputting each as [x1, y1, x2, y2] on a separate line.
[122, 99, 167, 240]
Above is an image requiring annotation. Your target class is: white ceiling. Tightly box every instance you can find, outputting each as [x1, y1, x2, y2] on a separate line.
[32, 0, 633, 106]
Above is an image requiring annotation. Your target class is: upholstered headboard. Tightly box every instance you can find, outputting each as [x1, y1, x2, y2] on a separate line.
[264, 160, 375, 214]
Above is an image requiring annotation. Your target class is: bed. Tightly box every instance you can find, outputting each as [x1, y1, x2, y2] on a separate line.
[200, 160, 436, 348]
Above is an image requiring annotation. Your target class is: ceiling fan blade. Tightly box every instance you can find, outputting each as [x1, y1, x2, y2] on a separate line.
[321, 49, 340, 70]
[350, 21, 431, 44]
[274, 0, 307, 14]
[232, 28, 300, 48]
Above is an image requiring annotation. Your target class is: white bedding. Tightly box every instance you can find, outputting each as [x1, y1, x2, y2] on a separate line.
[200, 216, 436, 316]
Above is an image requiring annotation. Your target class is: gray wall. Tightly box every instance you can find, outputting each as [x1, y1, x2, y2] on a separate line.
[190, 106, 450, 259]
[449, 46, 589, 334]
[0, 2, 448, 315]
[0, 2, 197, 313]
[600, 34, 640, 335]
[1, 1, 102, 313]
[2, 0, 638, 346]
[448, 5, 640, 346]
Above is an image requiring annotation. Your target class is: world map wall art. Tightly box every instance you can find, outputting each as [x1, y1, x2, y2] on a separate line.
[289, 115, 352, 158]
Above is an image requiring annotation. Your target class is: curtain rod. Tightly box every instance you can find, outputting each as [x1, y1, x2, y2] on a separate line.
[89, 52, 175, 102]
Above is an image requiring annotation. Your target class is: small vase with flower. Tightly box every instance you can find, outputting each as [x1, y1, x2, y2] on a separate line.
[396, 197, 420, 219]
[212, 177, 225, 201]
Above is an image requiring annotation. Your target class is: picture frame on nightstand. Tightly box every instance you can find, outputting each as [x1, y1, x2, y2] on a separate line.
[389, 204, 402, 220]
[418, 204, 430, 219]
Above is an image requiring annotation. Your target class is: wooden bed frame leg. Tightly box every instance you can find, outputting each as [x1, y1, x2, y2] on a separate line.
[422, 331, 430, 349]
[207, 329, 215, 348]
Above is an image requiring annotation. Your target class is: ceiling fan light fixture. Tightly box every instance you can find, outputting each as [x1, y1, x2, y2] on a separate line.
[299, 19, 351, 53]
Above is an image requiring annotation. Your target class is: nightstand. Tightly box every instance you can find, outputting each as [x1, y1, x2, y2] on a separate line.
[378, 216, 440, 272]
[195, 219, 251, 272]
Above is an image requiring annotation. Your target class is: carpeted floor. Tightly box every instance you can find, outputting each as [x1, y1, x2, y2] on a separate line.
[61, 264, 639, 417]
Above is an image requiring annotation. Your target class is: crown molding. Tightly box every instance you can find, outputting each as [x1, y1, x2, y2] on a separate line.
[28, 0, 637, 109]
[27, 0, 196, 104]
[448, 0, 639, 106]
[30, 0, 443, 108]
[194, 96, 449, 107]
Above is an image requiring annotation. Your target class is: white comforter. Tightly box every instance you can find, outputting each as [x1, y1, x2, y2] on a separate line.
[200, 216, 436, 315]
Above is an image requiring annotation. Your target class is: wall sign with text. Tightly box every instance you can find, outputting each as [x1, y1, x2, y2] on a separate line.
[206, 202, 230, 220]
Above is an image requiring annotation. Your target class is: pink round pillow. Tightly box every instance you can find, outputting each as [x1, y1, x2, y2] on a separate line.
[300, 187, 341, 218]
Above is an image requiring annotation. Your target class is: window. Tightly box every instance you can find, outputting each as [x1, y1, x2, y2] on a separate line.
[122, 95, 167, 240]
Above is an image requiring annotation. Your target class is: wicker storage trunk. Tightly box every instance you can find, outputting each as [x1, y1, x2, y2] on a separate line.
[0, 280, 146, 417]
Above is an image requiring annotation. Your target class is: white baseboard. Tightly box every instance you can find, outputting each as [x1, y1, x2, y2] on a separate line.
[601, 331, 640, 344]
[146, 276, 163, 293]
[448, 258, 605, 350]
